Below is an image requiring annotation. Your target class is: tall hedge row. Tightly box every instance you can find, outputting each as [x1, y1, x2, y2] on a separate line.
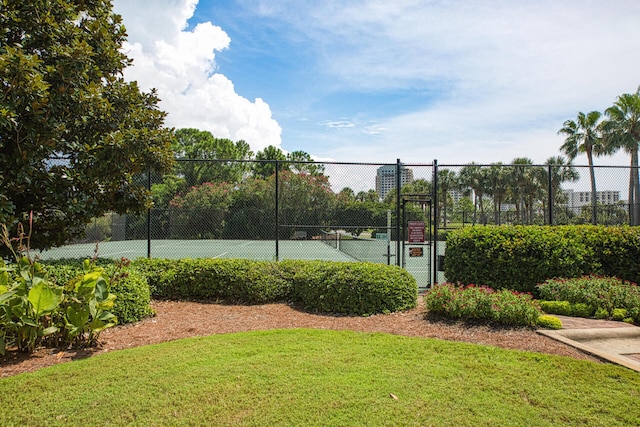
[444, 225, 640, 294]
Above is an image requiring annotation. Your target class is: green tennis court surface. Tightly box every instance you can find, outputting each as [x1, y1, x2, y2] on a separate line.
[37, 239, 355, 262]
[37, 239, 443, 288]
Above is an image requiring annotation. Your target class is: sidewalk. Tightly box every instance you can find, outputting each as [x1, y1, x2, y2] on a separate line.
[538, 315, 640, 372]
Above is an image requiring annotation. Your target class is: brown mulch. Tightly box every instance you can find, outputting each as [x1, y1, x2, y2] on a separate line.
[0, 297, 601, 378]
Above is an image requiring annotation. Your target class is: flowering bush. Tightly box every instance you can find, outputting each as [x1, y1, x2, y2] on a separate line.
[424, 283, 540, 327]
[169, 181, 234, 238]
[537, 276, 640, 323]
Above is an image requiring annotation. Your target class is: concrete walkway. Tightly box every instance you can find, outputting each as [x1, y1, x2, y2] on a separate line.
[538, 315, 640, 372]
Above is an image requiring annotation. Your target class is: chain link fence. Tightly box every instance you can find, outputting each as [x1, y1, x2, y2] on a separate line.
[40, 159, 639, 286]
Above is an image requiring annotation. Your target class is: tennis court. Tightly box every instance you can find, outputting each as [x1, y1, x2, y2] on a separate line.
[37, 238, 443, 289]
[37, 239, 356, 262]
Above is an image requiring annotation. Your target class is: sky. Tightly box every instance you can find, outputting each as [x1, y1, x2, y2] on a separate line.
[111, 0, 640, 167]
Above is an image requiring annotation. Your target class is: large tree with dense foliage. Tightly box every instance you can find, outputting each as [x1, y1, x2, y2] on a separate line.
[603, 87, 640, 226]
[173, 128, 253, 186]
[0, 0, 174, 249]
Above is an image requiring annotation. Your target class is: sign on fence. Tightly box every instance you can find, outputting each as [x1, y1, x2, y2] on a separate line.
[408, 221, 425, 243]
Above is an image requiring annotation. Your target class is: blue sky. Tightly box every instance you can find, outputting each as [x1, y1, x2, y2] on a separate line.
[113, 0, 640, 166]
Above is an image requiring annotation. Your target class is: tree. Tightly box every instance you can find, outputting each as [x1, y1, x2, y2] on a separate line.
[287, 150, 325, 176]
[252, 145, 287, 179]
[543, 156, 579, 224]
[437, 169, 457, 227]
[459, 163, 488, 225]
[558, 111, 608, 225]
[173, 128, 253, 186]
[603, 87, 640, 226]
[508, 158, 544, 224]
[0, 1, 174, 249]
[336, 187, 356, 203]
[356, 190, 379, 203]
[485, 163, 509, 225]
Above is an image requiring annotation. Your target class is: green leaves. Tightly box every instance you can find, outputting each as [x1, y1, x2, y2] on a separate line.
[0, 0, 174, 251]
[27, 282, 62, 318]
[0, 252, 118, 354]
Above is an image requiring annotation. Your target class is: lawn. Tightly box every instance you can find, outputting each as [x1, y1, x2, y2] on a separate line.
[1, 329, 639, 426]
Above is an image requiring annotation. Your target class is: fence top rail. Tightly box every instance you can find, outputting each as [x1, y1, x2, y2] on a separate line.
[437, 162, 639, 169]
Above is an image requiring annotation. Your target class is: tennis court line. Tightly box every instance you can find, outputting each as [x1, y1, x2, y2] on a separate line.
[212, 252, 228, 259]
[100, 250, 138, 257]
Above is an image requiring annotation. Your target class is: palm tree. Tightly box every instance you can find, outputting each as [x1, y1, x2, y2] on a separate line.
[485, 163, 509, 225]
[509, 157, 543, 224]
[437, 169, 457, 228]
[543, 156, 579, 224]
[602, 88, 640, 226]
[459, 163, 488, 225]
[558, 111, 608, 225]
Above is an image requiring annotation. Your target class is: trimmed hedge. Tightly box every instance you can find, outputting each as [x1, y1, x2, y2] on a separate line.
[132, 258, 418, 316]
[444, 225, 640, 295]
[286, 260, 417, 315]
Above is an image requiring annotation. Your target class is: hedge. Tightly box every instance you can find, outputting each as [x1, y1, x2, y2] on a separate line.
[132, 258, 418, 316]
[444, 225, 640, 295]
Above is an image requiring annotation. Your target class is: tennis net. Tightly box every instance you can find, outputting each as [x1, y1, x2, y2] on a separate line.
[321, 230, 392, 264]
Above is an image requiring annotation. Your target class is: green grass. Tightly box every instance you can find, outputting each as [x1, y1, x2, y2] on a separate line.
[1, 329, 639, 426]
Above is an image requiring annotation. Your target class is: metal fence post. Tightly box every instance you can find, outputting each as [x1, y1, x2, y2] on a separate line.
[275, 160, 279, 261]
[395, 158, 401, 266]
[147, 167, 152, 258]
[432, 159, 438, 285]
[547, 164, 553, 226]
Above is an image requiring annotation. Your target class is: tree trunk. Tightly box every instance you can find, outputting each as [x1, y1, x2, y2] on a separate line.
[631, 148, 640, 226]
[587, 149, 597, 225]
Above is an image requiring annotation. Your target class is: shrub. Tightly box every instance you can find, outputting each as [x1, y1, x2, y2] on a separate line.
[424, 283, 540, 327]
[612, 308, 628, 321]
[109, 270, 154, 324]
[539, 300, 572, 316]
[537, 276, 640, 323]
[444, 226, 588, 294]
[571, 303, 594, 318]
[444, 225, 640, 294]
[162, 259, 290, 304]
[130, 258, 178, 298]
[289, 261, 417, 316]
[537, 315, 563, 330]
[131, 258, 417, 316]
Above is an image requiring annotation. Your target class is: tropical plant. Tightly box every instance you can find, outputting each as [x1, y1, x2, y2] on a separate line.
[0, 221, 117, 354]
[558, 111, 609, 224]
[602, 87, 640, 226]
[485, 163, 509, 225]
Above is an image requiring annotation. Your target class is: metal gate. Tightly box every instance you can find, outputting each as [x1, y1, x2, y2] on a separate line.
[400, 194, 434, 289]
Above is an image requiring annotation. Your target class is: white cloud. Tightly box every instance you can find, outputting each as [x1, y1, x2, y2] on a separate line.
[249, 0, 640, 165]
[112, 0, 282, 152]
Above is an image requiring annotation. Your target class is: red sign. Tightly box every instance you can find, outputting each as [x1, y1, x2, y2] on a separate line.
[408, 221, 425, 243]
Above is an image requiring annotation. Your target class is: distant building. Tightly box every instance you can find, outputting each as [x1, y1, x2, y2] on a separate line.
[375, 164, 414, 199]
[562, 189, 620, 208]
[449, 189, 469, 204]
